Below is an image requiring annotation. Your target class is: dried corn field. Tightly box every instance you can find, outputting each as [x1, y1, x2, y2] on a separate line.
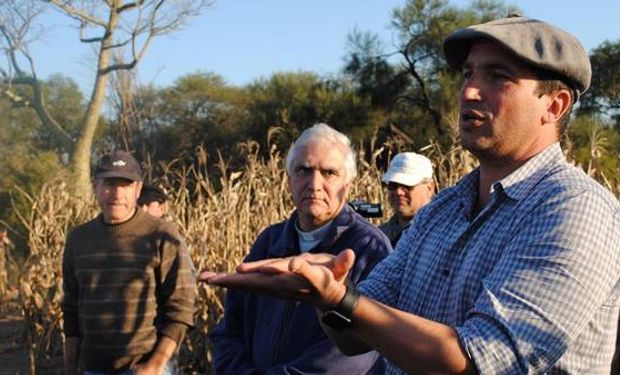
[5, 141, 427, 373]
[3, 138, 618, 374]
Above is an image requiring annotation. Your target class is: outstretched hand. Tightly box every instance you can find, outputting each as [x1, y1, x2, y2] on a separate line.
[198, 249, 356, 308]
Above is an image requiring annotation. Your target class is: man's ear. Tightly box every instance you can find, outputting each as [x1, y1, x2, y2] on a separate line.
[425, 181, 436, 196]
[544, 89, 572, 124]
[344, 180, 352, 196]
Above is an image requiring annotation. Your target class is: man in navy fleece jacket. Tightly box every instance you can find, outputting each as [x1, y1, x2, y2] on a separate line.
[210, 123, 392, 374]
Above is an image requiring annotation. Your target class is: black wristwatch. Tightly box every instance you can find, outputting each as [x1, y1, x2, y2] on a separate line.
[320, 284, 360, 331]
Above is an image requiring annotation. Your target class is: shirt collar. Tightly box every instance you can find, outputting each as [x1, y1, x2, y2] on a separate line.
[454, 143, 565, 213]
[295, 219, 333, 241]
[275, 205, 356, 256]
[494, 143, 565, 201]
[455, 169, 481, 216]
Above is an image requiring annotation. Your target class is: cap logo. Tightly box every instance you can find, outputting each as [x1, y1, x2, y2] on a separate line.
[112, 160, 127, 167]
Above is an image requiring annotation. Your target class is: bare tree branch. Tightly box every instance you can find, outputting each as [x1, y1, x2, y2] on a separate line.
[399, 45, 443, 136]
[117, 1, 146, 14]
[2, 0, 212, 198]
[0, 0, 74, 149]
[80, 21, 103, 43]
[0, 25, 26, 77]
[47, 0, 108, 28]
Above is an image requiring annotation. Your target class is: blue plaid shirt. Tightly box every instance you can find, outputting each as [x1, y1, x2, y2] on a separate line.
[360, 143, 620, 374]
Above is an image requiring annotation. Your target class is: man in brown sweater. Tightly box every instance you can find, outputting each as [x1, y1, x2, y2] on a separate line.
[62, 151, 195, 375]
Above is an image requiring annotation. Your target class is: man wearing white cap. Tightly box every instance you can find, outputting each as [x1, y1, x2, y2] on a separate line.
[379, 152, 435, 246]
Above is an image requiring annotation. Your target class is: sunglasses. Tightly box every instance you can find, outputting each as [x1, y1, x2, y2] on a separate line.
[385, 182, 416, 192]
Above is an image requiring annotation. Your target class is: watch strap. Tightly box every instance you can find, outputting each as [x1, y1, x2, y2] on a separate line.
[334, 283, 360, 318]
[320, 281, 361, 330]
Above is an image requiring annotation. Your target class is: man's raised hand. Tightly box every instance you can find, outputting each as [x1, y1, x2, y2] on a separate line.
[198, 249, 356, 308]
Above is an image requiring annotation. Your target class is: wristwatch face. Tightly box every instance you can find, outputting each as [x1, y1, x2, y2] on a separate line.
[321, 310, 352, 331]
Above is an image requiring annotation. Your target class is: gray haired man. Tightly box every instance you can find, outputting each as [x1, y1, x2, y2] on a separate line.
[209, 124, 391, 374]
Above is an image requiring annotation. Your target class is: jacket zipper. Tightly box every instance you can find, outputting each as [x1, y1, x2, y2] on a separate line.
[271, 300, 295, 365]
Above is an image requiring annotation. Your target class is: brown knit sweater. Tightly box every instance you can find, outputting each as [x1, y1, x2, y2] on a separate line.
[62, 209, 196, 372]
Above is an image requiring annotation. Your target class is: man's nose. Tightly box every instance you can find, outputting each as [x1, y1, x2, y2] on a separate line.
[461, 78, 482, 102]
[307, 170, 323, 190]
[394, 186, 408, 195]
[109, 184, 123, 196]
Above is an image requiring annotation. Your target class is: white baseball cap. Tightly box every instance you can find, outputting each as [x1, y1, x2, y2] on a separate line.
[382, 152, 433, 187]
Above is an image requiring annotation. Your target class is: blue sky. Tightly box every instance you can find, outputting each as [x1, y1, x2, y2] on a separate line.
[34, 0, 620, 94]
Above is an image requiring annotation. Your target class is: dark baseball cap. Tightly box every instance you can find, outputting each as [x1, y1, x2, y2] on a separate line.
[94, 150, 143, 182]
[443, 14, 591, 98]
[138, 184, 167, 205]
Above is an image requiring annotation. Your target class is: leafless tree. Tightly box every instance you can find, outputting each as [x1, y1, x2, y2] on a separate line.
[0, 0, 212, 198]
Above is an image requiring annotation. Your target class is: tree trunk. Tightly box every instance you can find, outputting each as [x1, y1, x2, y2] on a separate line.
[70, 10, 118, 199]
[71, 74, 110, 199]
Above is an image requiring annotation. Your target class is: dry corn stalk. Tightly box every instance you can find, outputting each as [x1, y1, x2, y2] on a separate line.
[17, 136, 616, 373]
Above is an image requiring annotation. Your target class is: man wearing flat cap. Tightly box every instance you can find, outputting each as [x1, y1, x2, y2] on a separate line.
[62, 150, 196, 375]
[199, 15, 620, 374]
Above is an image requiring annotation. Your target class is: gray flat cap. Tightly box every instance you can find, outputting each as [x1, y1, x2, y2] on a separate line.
[443, 15, 591, 97]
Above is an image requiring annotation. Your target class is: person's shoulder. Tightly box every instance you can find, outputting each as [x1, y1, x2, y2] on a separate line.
[250, 218, 289, 245]
[246, 217, 293, 257]
[342, 208, 392, 251]
[378, 215, 397, 231]
[146, 214, 184, 239]
[67, 215, 101, 238]
[120, 210, 184, 243]
[539, 163, 620, 213]
[346, 207, 384, 234]
[149, 214, 174, 231]
[262, 219, 288, 234]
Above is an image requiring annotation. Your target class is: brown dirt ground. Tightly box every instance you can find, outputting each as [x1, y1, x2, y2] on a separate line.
[0, 292, 28, 375]
[0, 314, 28, 374]
[0, 290, 62, 375]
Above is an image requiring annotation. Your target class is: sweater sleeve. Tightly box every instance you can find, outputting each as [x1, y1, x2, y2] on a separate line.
[157, 228, 196, 343]
[62, 231, 80, 337]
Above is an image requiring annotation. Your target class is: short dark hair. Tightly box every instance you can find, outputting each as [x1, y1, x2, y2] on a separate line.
[535, 71, 575, 137]
[138, 184, 167, 206]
